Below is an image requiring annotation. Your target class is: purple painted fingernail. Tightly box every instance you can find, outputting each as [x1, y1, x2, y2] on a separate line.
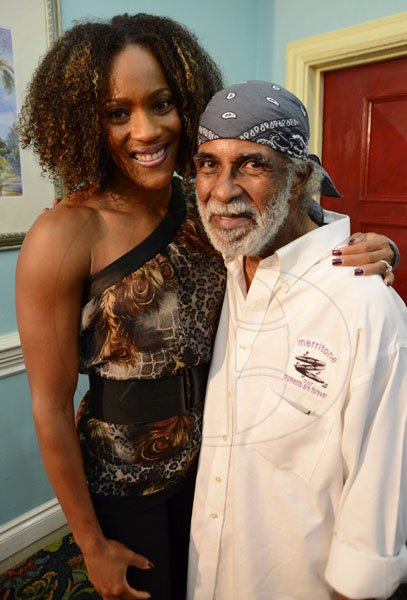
[354, 268, 364, 276]
[332, 249, 342, 256]
[332, 258, 342, 265]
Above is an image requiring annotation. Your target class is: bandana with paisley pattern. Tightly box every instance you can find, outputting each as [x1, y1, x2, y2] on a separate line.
[198, 80, 341, 198]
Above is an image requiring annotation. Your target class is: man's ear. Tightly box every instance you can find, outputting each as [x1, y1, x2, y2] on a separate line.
[290, 163, 313, 200]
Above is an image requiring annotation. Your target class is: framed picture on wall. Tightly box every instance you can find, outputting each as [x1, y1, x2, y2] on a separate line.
[0, 0, 62, 250]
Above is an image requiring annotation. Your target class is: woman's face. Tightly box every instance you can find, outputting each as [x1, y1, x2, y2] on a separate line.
[105, 44, 182, 193]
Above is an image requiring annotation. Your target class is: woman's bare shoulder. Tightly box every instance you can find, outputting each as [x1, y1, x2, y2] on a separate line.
[18, 193, 104, 283]
[27, 189, 105, 247]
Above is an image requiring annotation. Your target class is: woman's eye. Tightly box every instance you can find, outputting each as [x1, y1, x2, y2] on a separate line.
[155, 98, 173, 112]
[107, 108, 129, 122]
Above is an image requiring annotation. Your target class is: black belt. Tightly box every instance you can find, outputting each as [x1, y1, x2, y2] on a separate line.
[88, 363, 210, 425]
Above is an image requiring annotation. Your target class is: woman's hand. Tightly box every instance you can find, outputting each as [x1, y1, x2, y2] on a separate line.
[332, 232, 395, 286]
[83, 537, 153, 600]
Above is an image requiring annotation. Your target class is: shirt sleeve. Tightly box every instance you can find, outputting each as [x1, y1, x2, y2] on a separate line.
[325, 343, 407, 599]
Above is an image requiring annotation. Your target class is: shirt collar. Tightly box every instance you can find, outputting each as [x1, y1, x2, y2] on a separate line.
[225, 210, 350, 287]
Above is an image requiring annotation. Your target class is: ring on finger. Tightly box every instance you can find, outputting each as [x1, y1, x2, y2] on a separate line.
[379, 259, 393, 273]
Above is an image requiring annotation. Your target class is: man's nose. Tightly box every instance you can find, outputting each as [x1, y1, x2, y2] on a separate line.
[210, 170, 242, 204]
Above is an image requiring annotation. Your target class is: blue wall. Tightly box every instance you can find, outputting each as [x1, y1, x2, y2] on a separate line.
[0, 250, 18, 334]
[62, 0, 259, 86]
[0, 0, 260, 528]
[258, 0, 407, 83]
[1, 0, 406, 528]
[0, 374, 54, 523]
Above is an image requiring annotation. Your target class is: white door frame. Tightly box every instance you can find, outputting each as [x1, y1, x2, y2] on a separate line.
[285, 12, 407, 157]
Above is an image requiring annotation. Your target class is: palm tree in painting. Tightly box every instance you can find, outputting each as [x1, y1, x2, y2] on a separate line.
[0, 58, 14, 94]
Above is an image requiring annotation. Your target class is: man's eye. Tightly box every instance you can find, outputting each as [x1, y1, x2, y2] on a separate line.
[241, 159, 264, 171]
[196, 159, 218, 172]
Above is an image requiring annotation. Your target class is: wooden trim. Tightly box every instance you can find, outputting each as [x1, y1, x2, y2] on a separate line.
[0, 332, 24, 378]
[285, 12, 407, 156]
[0, 233, 25, 250]
[0, 0, 63, 250]
[0, 499, 66, 564]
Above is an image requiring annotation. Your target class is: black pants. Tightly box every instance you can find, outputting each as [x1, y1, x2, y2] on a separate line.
[92, 474, 196, 600]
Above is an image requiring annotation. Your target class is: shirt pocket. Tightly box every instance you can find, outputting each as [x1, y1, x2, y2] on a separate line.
[246, 394, 333, 482]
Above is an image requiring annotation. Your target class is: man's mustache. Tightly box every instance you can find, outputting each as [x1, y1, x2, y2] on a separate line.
[204, 199, 258, 220]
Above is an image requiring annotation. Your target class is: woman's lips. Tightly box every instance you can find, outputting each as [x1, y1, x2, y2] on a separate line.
[130, 144, 169, 168]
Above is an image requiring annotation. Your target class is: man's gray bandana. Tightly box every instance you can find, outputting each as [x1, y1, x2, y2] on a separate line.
[198, 80, 342, 198]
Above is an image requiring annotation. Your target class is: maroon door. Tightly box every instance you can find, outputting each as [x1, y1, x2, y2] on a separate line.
[320, 57, 407, 302]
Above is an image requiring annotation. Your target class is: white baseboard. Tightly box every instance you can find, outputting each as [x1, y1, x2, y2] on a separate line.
[0, 498, 67, 562]
[0, 332, 25, 378]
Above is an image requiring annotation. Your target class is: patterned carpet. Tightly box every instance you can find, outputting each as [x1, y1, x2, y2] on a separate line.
[1, 533, 406, 599]
[0, 534, 98, 599]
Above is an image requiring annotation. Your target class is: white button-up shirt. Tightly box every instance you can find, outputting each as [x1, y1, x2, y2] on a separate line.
[188, 212, 407, 600]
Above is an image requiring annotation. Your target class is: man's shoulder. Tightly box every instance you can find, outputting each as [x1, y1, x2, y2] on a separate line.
[311, 258, 406, 336]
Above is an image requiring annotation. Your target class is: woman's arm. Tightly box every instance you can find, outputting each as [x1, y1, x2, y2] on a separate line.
[16, 208, 152, 600]
[308, 201, 398, 285]
[50, 199, 399, 286]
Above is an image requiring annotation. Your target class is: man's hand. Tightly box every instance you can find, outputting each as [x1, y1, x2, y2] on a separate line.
[332, 232, 395, 286]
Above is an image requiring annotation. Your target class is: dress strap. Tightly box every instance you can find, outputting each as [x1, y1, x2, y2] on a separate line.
[82, 178, 186, 304]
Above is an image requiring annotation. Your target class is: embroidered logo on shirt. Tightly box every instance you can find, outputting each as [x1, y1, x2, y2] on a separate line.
[294, 352, 327, 387]
[283, 339, 337, 401]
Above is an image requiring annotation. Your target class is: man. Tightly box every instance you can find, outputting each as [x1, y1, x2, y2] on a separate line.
[187, 81, 407, 600]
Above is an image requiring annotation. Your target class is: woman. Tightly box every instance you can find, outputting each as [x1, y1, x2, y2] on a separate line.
[16, 13, 397, 600]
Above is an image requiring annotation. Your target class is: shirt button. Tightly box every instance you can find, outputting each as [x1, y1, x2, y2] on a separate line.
[239, 344, 246, 351]
[215, 476, 222, 482]
[227, 390, 232, 398]
[211, 513, 218, 519]
[222, 435, 228, 442]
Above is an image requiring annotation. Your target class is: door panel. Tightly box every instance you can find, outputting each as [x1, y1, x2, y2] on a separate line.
[365, 96, 406, 198]
[321, 57, 407, 302]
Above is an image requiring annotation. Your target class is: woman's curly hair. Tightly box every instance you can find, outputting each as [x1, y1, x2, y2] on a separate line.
[18, 13, 223, 192]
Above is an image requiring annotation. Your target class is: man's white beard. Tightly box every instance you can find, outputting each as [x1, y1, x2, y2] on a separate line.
[197, 185, 291, 262]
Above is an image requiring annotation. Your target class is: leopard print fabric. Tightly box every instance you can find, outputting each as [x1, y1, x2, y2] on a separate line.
[77, 180, 226, 497]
